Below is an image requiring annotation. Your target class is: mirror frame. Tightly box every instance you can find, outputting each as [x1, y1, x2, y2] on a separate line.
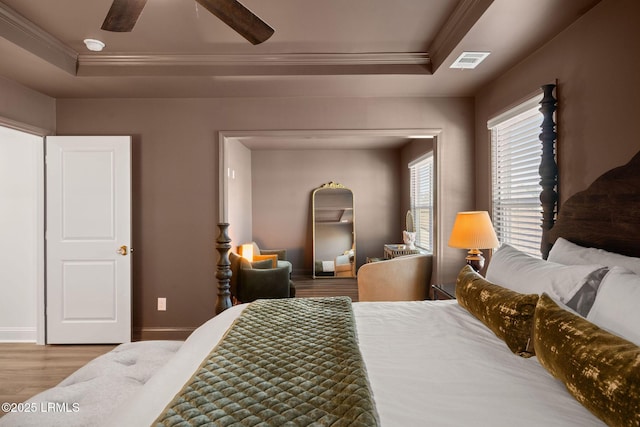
[312, 181, 356, 279]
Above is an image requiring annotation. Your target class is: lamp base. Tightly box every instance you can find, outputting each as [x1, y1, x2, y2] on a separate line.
[465, 249, 485, 272]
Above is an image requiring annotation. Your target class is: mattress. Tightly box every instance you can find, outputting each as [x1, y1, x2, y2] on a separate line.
[105, 300, 604, 426]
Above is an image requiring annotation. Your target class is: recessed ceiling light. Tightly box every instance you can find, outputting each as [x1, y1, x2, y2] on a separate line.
[450, 51, 490, 69]
[83, 39, 105, 52]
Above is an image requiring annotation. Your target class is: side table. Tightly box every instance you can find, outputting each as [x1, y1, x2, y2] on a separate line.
[432, 283, 456, 300]
[383, 244, 420, 259]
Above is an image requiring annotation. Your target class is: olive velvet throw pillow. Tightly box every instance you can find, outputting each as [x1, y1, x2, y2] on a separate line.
[533, 293, 640, 427]
[456, 266, 538, 357]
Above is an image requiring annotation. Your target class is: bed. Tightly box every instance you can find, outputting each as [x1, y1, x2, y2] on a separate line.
[314, 253, 354, 277]
[313, 260, 336, 276]
[3, 90, 640, 426]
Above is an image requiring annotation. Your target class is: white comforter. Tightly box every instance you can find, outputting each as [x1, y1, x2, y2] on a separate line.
[106, 300, 604, 427]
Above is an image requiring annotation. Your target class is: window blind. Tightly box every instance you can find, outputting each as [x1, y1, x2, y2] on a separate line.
[409, 153, 433, 253]
[490, 97, 543, 258]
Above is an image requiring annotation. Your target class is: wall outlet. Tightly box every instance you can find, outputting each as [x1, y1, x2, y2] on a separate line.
[157, 297, 166, 311]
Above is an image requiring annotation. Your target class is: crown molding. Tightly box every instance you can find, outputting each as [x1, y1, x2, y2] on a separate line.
[0, 2, 77, 75]
[78, 52, 431, 67]
[76, 52, 432, 76]
[429, 0, 494, 72]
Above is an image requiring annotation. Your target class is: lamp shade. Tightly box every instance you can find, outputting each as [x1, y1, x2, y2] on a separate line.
[448, 211, 499, 250]
[239, 243, 254, 261]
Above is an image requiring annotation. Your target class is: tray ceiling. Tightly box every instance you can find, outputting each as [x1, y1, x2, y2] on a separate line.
[0, 0, 600, 98]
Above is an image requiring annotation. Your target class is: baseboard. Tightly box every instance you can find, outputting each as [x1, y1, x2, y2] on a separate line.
[0, 327, 37, 342]
[133, 326, 196, 341]
[293, 268, 312, 278]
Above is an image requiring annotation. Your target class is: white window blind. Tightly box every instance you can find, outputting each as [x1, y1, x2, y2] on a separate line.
[490, 95, 544, 257]
[409, 153, 433, 253]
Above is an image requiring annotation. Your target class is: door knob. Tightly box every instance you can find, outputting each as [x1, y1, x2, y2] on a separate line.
[117, 245, 128, 256]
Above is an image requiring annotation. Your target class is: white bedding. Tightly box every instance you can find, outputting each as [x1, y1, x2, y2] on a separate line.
[322, 260, 335, 272]
[104, 300, 604, 427]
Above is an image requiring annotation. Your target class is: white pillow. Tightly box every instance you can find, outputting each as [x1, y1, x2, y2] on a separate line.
[549, 237, 640, 275]
[587, 267, 640, 347]
[486, 244, 606, 307]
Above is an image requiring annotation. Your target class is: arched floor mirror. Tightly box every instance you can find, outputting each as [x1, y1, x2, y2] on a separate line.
[312, 182, 355, 278]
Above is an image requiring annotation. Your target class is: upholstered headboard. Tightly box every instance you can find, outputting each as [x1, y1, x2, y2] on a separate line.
[546, 150, 640, 258]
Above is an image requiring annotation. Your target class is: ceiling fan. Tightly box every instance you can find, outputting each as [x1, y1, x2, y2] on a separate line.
[101, 0, 274, 45]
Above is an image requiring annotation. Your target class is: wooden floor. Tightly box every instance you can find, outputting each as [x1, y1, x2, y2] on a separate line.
[293, 276, 359, 302]
[0, 277, 357, 412]
[0, 344, 115, 416]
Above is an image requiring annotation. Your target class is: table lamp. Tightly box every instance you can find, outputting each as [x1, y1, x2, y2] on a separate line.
[448, 211, 499, 272]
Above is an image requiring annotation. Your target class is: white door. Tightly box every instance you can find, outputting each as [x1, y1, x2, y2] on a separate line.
[46, 136, 131, 344]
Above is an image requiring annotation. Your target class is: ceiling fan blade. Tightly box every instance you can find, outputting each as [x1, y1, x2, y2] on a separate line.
[195, 0, 274, 45]
[101, 0, 148, 32]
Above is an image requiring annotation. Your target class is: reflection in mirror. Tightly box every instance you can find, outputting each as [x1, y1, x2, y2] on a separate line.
[312, 182, 355, 278]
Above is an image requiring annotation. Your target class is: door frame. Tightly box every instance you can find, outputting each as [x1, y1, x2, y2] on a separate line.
[0, 116, 51, 344]
[35, 134, 45, 345]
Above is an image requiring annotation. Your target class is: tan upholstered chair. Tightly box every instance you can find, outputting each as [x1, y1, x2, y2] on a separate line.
[357, 254, 433, 301]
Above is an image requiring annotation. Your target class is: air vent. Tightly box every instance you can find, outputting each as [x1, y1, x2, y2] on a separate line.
[450, 52, 490, 69]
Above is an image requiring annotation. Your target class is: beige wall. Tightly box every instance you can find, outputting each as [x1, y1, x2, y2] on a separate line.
[227, 139, 253, 248]
[475, 0, 640, 211]
[56, 96, 474, 334]
[0, 76, 55, 134]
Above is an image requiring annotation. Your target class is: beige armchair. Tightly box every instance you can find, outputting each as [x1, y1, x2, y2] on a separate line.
[357, 254, 433, 301]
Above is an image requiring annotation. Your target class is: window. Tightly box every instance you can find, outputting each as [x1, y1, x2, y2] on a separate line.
[489, 95, 544, 257]
[409, 153, 434, 253]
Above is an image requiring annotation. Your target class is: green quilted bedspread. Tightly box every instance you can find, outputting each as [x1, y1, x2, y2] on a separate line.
[154, 297, 380, 426]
